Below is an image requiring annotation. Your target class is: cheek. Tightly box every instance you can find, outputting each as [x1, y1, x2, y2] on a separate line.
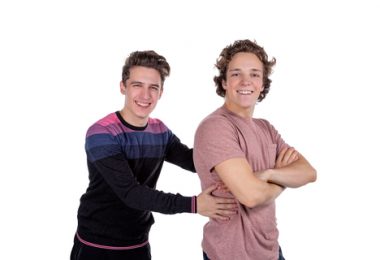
[256, 80, 264, 91]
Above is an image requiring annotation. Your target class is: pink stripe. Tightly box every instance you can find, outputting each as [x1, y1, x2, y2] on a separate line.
[96, 113, 119, 127]
[76, 233, 148, 250]
[87, 115, 169, 138]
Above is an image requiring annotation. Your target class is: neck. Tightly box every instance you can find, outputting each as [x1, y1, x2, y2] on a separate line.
[223, 102, 254, 119]
[119, 108, 148, 127]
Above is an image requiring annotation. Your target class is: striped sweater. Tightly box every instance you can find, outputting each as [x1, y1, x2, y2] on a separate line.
[76, 111, 196, 248]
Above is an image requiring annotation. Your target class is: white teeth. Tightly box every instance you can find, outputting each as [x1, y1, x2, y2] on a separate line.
[237, 90, 254, 95]
[136, 101, 150, 107]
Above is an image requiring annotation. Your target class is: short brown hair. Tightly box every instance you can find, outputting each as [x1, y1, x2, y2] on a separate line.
[121, 50, 170, 86]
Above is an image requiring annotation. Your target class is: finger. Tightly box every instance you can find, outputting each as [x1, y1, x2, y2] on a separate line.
[277, 148, 288, 163]
[217, 185, 231, 193]
[288, 151, 299, 163]
[287, 150, 299, 164]
[217, 209, 238, 216]
[216, 198, 237, 204]
[212, 214, 230, 221]
[218, 203, 239, 210]
[283, 147, 296, 163]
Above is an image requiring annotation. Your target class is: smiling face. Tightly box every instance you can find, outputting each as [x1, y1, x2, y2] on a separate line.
[223, 52, 264, 118]
[120, 66, 163, 126]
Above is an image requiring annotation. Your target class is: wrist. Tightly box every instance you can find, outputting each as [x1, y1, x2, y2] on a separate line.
[265, 169, 275, 182]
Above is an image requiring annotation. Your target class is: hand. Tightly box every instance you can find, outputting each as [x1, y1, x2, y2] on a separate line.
[197, 184, 238, 221]
[275, 147, 299, 169]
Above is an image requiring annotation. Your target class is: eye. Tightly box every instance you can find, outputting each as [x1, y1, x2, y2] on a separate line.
[251, 73, 261, 78]
[150, 86, 160, 91]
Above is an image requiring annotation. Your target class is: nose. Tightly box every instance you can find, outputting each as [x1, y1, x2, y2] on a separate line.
[241, 74, 251, 86]
[141, 87, 151, 99]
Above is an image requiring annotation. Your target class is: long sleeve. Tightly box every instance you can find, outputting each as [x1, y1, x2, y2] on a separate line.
[85, 123, 195, 214]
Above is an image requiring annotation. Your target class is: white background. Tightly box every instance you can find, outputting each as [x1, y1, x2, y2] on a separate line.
[1, 0, 379, 259]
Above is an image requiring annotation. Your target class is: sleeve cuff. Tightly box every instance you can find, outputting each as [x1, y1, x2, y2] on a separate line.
[191, 196, 197, 213]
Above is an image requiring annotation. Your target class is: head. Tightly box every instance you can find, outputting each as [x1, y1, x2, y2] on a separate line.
[121, 50, 170, 87]
[214, 39, 276, 102]
[119, 50, 170, 126]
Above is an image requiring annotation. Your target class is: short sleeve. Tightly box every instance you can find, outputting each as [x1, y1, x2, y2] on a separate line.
[261, 119, 290, 156]
[194, 115, 245, 174]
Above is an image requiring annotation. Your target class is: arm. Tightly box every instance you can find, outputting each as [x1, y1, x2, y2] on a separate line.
[91, 154, 195, 214]
[260, 147, 317, 188]
[87, 126, 236, 218]
[214, 158, 284, 208]
[165, 133, 195, 172]
[165, 133, 237, 219]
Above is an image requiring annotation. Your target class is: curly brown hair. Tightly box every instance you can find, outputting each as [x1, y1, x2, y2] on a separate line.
[214, 39, 276, 102]
[121, 50, 170, 86]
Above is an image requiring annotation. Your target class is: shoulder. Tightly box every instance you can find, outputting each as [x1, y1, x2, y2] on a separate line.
[195, 110, 238, 145]
[147, 117, 171, 135]
[198, 108, 235, 131]
[86, 112, 121, 138]
[253, 118, 286, 144]
[254, 117, 270, 126]
[254, 118, 276, 131]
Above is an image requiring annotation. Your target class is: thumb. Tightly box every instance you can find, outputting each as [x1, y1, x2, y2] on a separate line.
[203, 184, 218, 194]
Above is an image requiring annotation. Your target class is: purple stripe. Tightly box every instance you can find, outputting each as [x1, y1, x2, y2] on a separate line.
[87, 116, 168, 137]
[76, 233, 148, 250]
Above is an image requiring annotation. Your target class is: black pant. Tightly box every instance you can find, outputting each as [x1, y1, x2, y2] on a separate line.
[203, 246, 285, 260]
[70, 236, 151, 260]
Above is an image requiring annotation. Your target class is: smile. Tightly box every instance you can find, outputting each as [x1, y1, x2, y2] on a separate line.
[236, 90, 254, 95]
[135, 101, 151, 107]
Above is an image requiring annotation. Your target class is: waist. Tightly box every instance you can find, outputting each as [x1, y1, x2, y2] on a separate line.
[75, 232, 149, 250]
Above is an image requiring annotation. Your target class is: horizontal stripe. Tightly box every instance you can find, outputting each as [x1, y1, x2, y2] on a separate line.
[87, 144, 166, 161]
[76, 233, 148, 250]
[87, 114, 169, 138]
[86, 132, 170, 151]
[86, 144, 121, 162]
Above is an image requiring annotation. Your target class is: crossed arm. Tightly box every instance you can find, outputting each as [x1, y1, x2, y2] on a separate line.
[214, 147, 317, 208]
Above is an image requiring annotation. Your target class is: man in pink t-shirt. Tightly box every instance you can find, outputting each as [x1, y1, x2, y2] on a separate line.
[194, 39, 317, 260]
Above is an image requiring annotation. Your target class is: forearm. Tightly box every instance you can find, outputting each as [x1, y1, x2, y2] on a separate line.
[266, 156, 317, 188]
[93, 156, 196, 214]
[215, 158, 285, 208]
[252, 182, 284, 207]
[125, 186, 196, 214]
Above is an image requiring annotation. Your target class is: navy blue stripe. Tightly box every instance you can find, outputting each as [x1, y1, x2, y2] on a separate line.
[87, 144, 167, 162]
[87, 144, 122, 162]
[86, 132, 170, 151]
[124, 145, 166, 159]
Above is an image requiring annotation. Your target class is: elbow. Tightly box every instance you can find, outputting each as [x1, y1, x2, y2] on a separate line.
[294, 168, 317, 188]
[310, 168, 317, 183]
[239, 194, 265, 209]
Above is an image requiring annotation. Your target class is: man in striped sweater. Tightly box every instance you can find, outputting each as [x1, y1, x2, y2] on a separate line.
[70, 50, 237, 260]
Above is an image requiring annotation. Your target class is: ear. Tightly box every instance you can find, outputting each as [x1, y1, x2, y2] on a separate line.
[158, 87, 164, 99]
[120, 81, 126, 94]
[222, 80, 227, 89]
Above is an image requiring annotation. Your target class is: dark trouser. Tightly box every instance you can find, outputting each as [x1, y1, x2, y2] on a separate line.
[203, 246, 285, 260]
[70, 235, 151, 260]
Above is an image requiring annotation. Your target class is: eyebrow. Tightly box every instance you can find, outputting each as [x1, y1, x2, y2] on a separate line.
[130, 80, 143, 85]
[228, 68, 262, 72]
[130, 81, 160, 88]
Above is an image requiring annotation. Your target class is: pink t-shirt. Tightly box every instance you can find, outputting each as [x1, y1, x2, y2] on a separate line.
[194, 106, 289, 260]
